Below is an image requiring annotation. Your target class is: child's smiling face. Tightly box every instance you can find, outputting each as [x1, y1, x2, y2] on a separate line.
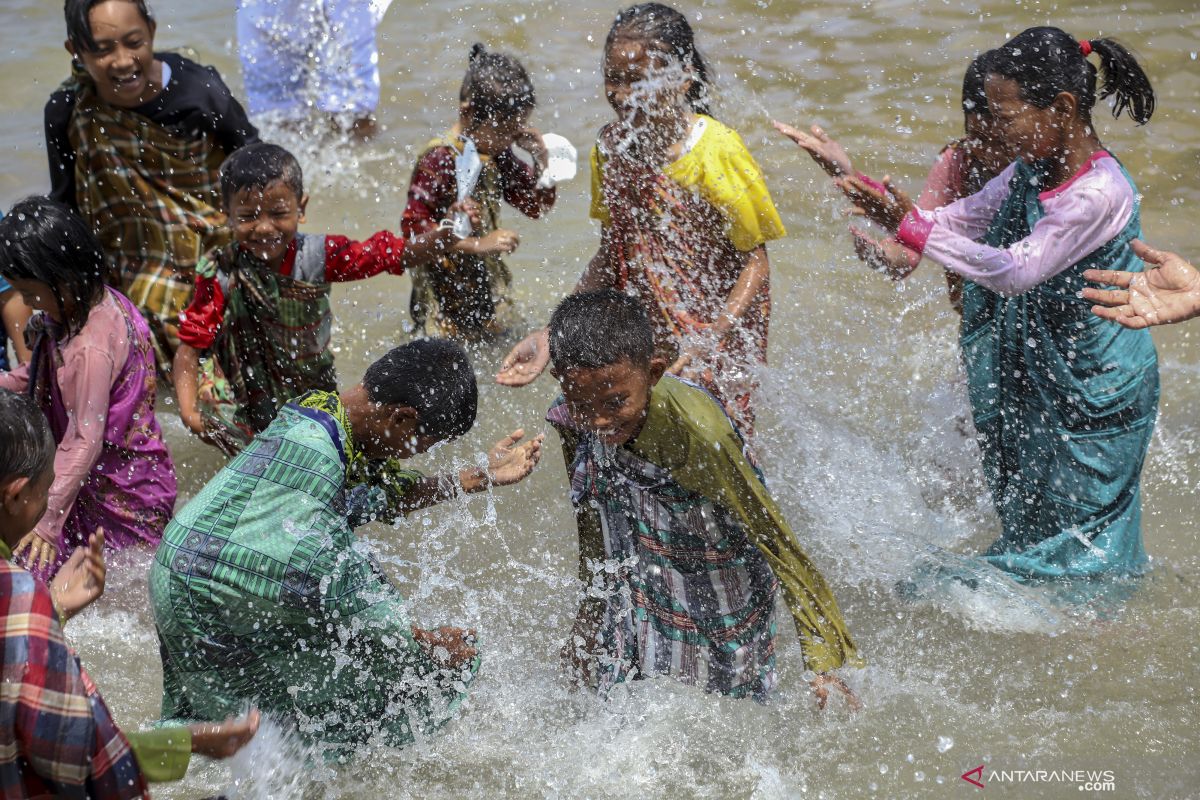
[68, 0, 160, 109]
[227, 181, 309, 268]
[604, 37, 692, 130]
[557, 358, 665, 447]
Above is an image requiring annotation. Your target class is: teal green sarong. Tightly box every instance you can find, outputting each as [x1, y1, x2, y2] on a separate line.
[149, 392, 478, 752]
[960, 157, 1159, 580]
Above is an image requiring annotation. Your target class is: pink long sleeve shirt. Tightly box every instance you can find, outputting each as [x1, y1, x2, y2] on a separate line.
[896, 151, 1135, 297]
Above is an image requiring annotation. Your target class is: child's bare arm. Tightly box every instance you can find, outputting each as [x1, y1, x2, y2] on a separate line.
[0, 289, 32, 364]
[173, 345, 205, 435]
[673, 245, 768, 375]
[386, 430, 545, 514]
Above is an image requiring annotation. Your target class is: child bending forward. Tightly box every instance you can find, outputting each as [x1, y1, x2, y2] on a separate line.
[548, 290, 860, 705]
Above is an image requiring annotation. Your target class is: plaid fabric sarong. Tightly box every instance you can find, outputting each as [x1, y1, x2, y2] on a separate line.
[65, 71, 231, 373]
[202, 237, 337, 436]
[548, 396, 779, 699]
[0, 559, 148, 799]
[150, 390, 476, 751]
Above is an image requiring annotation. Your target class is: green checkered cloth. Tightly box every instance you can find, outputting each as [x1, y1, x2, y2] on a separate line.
[150, 391, 477, 751]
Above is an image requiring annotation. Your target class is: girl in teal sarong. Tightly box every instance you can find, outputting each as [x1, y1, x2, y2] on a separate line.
[843, 27, 1160, 581]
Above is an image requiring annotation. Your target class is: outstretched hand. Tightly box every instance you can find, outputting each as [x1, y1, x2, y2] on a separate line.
[839, 174, 914, 232]
[485, 429, 545, 487]
[50, 529, 106, 622]
[773, 121, 854, 178]
[850, 226, 918, 280]
[189, 709, 261, 759]
[811, 673, 863, 712]
[496, 328, 550, 387]
[1082, 240, 1200, 329]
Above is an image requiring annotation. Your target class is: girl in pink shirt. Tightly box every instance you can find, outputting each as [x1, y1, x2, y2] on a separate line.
[0, 197, 176, 578]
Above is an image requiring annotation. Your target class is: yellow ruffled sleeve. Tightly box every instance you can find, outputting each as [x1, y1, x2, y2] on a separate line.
[666, 118, 786, 252]
[588, 145, 611, 226]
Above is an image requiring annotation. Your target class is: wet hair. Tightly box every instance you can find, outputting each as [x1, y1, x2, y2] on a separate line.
[219, 142, 304, 208]
[0, 196, 106, 338]
[605, 3, 713, 115]
[962, 51, 992, 117]
[988, 26, 1154, 124]
[459, 44, 536, 124]
[363, 339, 478, 440]
[0, 389, 55, 486]
[65, 0, 155, 54]
[548, 289, 655, 373]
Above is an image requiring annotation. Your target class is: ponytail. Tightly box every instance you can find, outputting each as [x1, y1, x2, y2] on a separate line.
[1088, 38, 1155, 124]
[459, 43, 537, 123]
[988, 26, 1155, 126]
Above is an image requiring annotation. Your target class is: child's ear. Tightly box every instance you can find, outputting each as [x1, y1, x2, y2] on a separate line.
[0, 476, 29, 514]
[648, 357, 669, 386]
[297, 193, 310, 223]
[1051, 91, 1078, 121]
[385, 405, 420, 438]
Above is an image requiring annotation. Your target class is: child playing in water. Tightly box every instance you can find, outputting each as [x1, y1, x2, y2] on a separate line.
[499, 3, 785, 434]
[152, 340, 543, 751]
[547, 289, 860, 706]
[402, 44, 557, 340]
[776, 52, 1008, 312]
[0, 389, 257, 797]
[175, 142, 459, 454]
[843, 28, 1159, 580]
[236, 0, 389, 137]
[46, 0, 259, 374]
[0, 198, 176, 579]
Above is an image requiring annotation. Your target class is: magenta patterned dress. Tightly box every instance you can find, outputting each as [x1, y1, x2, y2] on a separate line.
[0, 288, 177, 576]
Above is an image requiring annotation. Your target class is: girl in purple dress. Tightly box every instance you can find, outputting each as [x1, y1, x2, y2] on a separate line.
[0, 197, 176, 578]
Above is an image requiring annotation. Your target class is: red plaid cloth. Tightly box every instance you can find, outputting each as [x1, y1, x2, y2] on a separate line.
[0, 560, 148, 799]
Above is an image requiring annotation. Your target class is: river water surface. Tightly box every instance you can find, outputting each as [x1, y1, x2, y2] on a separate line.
[1, 0, 1198, 797]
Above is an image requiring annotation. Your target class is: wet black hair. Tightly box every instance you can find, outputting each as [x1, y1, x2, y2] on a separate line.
[0, 196, 106, 338]
[459, 44, 536, 124]
[962, 51, 993, 117]
[65, 0, 155, 54]
[219, 142, 304, 208]
[605, 2, 712, 115]
[0, 389, 55, 485]
[548, 289, 655, 373]
[988, 26, 1154, 124]
[364, 339, 478, 440]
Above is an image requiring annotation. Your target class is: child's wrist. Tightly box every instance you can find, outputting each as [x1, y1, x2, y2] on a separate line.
[458, 467, 489, 494]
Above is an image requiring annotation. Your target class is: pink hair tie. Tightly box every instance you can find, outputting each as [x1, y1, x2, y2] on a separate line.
[1079, 39, 1093, 56]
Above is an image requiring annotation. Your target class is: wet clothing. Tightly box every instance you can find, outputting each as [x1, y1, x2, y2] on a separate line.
[402, 133, 555, 339]
[236, 0, 387, 118]
[589, 115, 785, 432]
[0, 542, 147, 799]
[44, 55, 258, 372]
[178, 231, 407, 442]
[549, 376, 860, 698]
[150, 390, 478, 750]
[0, 540, 194, 798]
[898, 152, 1159, 579]
[0, 290, 177, 579]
